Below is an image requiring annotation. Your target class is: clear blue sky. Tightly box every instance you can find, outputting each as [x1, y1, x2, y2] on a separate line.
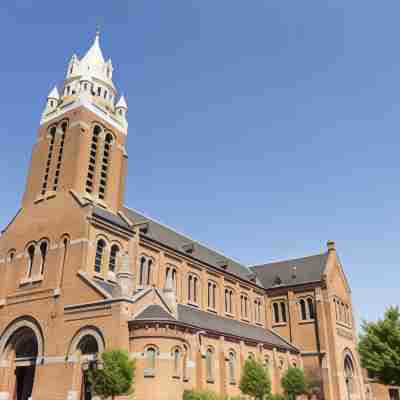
[0, 1, 398, 328]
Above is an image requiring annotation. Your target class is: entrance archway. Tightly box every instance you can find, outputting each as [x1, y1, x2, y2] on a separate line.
[344, 355, 355, 400]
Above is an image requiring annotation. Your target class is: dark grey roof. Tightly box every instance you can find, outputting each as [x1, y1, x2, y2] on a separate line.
[92, 206, 132, 231]
[130, 303, 297, 352]
[92, 278, 122, 297]
[123, 207, 260, 285]
[133, 304, 176, 322]
[251, 253, 328, 290]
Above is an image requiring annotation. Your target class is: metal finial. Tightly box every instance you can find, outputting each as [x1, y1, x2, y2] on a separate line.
[95, 24, 100, 39]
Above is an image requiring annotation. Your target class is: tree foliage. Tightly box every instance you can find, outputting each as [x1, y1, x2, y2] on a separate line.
[239, 358, 271, 400]
[90, 349, 135, 400]
[281, 367, 308, 400]
[182, 390, 240, 400]
[358, 306, 400, 386]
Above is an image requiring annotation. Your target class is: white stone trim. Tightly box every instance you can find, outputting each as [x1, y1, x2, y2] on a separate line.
[0, 392, 9, 400]
[40, 98, 127, 135]
[67, 391, 79, 400]
[70, 238, 89, 246]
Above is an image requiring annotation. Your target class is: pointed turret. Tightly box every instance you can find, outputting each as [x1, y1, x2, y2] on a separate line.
[42, 85, 60, 118]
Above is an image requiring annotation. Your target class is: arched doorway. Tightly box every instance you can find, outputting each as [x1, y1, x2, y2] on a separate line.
[344, 355, 355, 400]
[4, 327, 38, 400]
[78, 335, 100, 400]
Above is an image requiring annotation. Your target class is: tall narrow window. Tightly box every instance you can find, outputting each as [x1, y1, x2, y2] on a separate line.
[208, 281, 217, 310]
[53, 121, 67, 191]
[241, 294, 249, 319]
[94, 239, 106, 273]
[255, 298, 262, 323]
[59, 237, 69, 287]
[280, 301, 287, 322]
[205, 348, 214, 382]
[109, 245, 119, 273]
[273, 302, 280, 323]
[183, 346, 188, 381]
[39, 241, 48, 275]
[188, 274, 199, 304]
[139, 257, 146, 286]
[307, 298, 315, 319]
[228, 351, 236, 384]
[299, 299, 307, 321]
[42, 126, 56, 195]
[173, 348, 181, 377]
[27, 244, 35, 278]
[145, 347, 157, 377]
[146, 259, 152, 285]
[225, 288, 234, 314]
[86, 125, 102, 194]
[99, 133, 113, 200]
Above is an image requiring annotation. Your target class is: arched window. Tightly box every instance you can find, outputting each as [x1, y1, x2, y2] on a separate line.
[53, 121, 67, 191]
[344, 355, 355, 399]
[228, 351, 236, 384]
[39, 241, 48, 275]
[173, 347, 181, 377]
[188, 274, 199, 304]
[208, 281, 217, 310]
[225, 288, 234, 314]
[205, 348, 214, 382]
[280, 301, 287, 322]
[77, 335, 99, 355]
[254, 298, 262, 323]
[27, 244, 35, 278]
[273, 302, 280, 323]
[86, 125, 102, 194]
[183, 345, 189, 381]
[94, 239, 106, 273]
[299, 299, 307, 320]
[8, 250, 15, 264]
[99, 133, 113, 200]
[145, 347, 157, 376]
[139, 256, 153, 287]
[59, 236, 69, 287]
[241, 294, 249, 319]
[42, 126, 57, 195]
[166, 265, 177, 290]
[307, 298, 315, 319]
[109, 245, 119, 273]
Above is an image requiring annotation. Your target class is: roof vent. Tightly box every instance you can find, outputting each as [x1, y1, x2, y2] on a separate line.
[247, 272, 257, 282]
[182, 243, 195, 254]
[134, 222, 149, 234]
[291, 266, 297, 279]
[217, 260, 229, 270]
[273, 275, 282, 286]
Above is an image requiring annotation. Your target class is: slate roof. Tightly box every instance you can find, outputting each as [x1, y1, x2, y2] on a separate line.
[251, 253, 328, 290]
[122, 207, 261, 285]
[92, 206, 132, 231]
[131, 303, 297, 352]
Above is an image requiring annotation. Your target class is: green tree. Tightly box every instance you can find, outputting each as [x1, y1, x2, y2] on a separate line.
[90, 349, 135, 400]
[281, 367, 307, 400]
[358, 306, 400, 386]
[239, 358, 271, 400]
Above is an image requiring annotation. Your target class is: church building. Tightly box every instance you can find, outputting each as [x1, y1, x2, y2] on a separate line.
[0, 33, 395, 400]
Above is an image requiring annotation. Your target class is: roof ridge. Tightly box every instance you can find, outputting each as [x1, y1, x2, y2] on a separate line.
[250, 252, 328, 269]
[124, 205, 250, 270]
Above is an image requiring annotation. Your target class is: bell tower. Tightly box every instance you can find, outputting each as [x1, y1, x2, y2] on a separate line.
[22, 32, 128, 212]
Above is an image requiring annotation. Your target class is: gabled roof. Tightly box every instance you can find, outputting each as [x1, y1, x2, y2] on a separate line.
[251, 253, 328, 290]
[123, 207, 261, 286]
[130, 303, 297, 352]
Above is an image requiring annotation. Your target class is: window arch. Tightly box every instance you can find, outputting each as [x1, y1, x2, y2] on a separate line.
[188, 273, 199, 304]
[272, 301, 287, 324]
[52, 121, 68, 191]
[86, 125, 102, 194]
[208, 280, 217, 310]
[307, 297, 315, 319]
[109, 244, 120, 273]
[99, 133, 114, 200]
[94, 239, 106, 273]
[228, 351, 236, 384]
[165, 265, 177, 290]
[344, 355, 355, 399]
[42, 126, 57, 195]
[225, 287, 234, 314]
[280, 301, 287, 322]
[254, 298, 262, 323]
[27, 244, 36, 278]
[139, 255, 153, 287]
[8, 249, 16, 264]
[39, 240, 49, 276]
[172, 346, 182, 377]
[273, 302, 280, 323]
[205, 347, 214, 382]
[299, 299, 307, 321]
[144, 345, 158, 377]
[240, 293, 249, 320]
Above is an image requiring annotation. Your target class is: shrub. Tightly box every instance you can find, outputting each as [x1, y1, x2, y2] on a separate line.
[89, 349, 135, 400]
[281, 367, 307, 400]
[239, 358, 271, 400]
[183, 390, 243, 400]
[269, 395, 286, 400]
